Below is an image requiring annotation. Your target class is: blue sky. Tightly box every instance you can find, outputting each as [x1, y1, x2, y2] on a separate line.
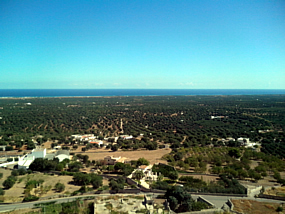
[1, 0, 284, 89]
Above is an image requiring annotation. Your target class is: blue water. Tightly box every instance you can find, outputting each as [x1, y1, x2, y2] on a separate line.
[0, 89, 284, 98]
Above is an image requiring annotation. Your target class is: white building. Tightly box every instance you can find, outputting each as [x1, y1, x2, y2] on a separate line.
[29, 147, 46, 159]
[237, 138, 250, 145]
[119, 135, 133, 140]
[18, 155, 35, 169]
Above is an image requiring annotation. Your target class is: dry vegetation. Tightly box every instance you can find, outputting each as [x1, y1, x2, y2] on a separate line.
[232, 199, 282, 214]
[0, 169, 81, 203]
[264, 186, 285, 197]
[74, 147, 171, 164]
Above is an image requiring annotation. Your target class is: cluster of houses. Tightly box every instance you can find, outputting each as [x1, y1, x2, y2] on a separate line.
[103, 155, 159, 189]
[218, 137, 260, 149]
[70, 134, 134, 146]
[71, 134, 104, 146]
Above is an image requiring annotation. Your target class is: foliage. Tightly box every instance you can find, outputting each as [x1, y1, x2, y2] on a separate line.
[29, 158, 59, 172]
[23, 195, 39, 202]
[152, 163, 176, 179]
[72, 172, 103, 189]
[165, 186, 194, 212]
[132, 170, 144, 180]
[55, 182, 65, 192]
[114, 162, 134, 176]
[68, 161, 83, 172]
[168, 171, 179, 181]
[3, 176, 17, 189]
[150, 181, 170, 190]
[136, 158, 149, 166]
[228, 148, 241, 158]
[0, 188, 5, 195]
[109, 176, 126, 192]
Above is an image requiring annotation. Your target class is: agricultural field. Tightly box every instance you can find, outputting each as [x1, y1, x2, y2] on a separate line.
[73, 147, 171, 165]
[0, 95, 284, 157]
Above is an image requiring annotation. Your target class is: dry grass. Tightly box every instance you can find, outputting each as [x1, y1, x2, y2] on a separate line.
[74, 148, 171, 164]
[264, 186, 285, 197]
[178, 174, 219, 183]
[2, 172, 81, 203]
[232, 199, 281, 214]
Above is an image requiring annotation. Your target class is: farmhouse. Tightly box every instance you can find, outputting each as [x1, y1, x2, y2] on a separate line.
[104, 156, 130, 165]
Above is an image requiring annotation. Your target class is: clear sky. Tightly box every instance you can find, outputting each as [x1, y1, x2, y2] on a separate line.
[1, 0, 284, 89]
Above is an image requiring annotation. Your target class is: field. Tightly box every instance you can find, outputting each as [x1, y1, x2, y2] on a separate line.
[264, 186, 285, 197]
[232, 199, 281, 214]
[0, 168, 81, 203]
[73, 146, 171, 164]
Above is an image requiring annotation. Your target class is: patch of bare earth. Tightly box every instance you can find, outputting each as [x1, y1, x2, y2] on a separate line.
[232, 199, 281, 214]
[74, 148, 171, 164]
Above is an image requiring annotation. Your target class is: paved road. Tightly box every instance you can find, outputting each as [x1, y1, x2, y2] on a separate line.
[0, 195, 97, 213]
[0, 194, 284, 213]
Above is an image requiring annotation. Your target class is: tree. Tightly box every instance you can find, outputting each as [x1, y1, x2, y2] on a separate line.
[122, 164, 134, 176]
[82, 155, 89, 164]
[0, 188, 4, 195]
[174, 152, 183, 161]
[55, 182, 65, 192]
[168, 171, 179, 181]
[3, 177, 16, 189]
[137, 158, 149, 166]
[29, 158, 57, 172]
[90, 173, 103, 189]
[68, 162, 83, 172]
[165, 186, 193, 212]
[132, 170, 144, 180]
[114, 162, 125, 171]
[228, 148, 241, 158]
[111, 144, 119, 152]
[168, 196, 178, 211]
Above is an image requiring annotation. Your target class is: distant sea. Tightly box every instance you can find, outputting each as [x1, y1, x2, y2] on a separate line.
[0, 89, 285, 98]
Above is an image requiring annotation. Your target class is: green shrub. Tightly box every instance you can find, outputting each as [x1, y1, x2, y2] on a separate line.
[55, 182, 65, 192]
[23, 195, 39, 202]
[0, 188, 5, 195]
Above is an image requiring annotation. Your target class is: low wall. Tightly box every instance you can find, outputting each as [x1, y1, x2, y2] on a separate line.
[227, 199, 245, 214]
[179, 208, 222, 214]
[197, 196, 215, 208]
[258, 194, 285, 201]
[189, 192, 246, 197]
